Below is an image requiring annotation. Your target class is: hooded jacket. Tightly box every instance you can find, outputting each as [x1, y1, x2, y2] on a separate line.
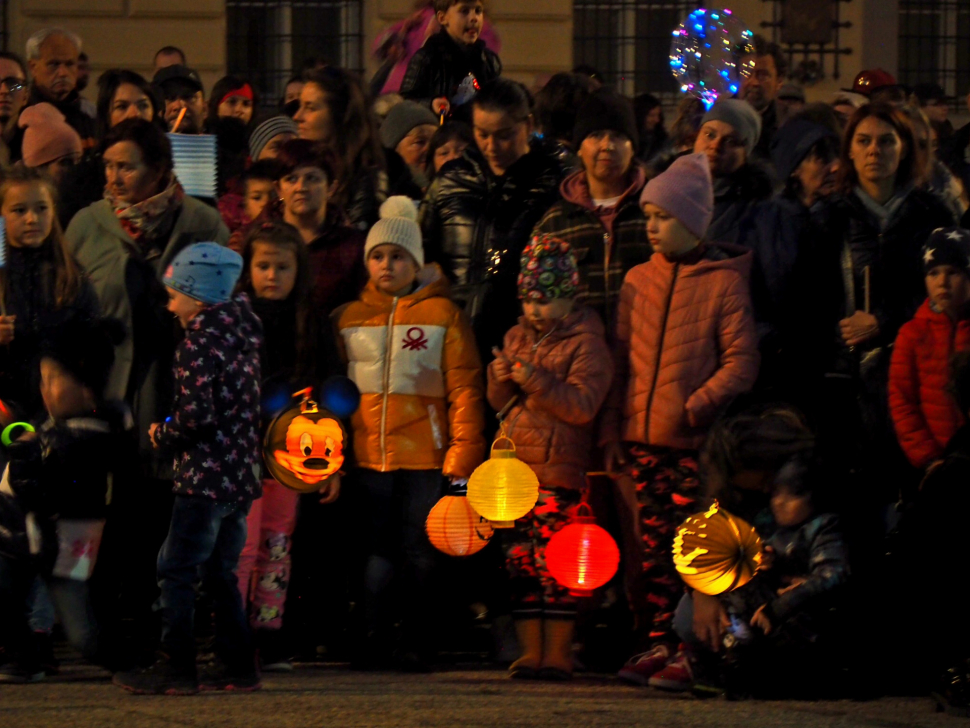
[531, 166, 650, 334]
[335, 265, 485, 478]
[487, 306, 613, 490]
[708, 163, 774, 246]
[600, 243, 759, 450]
[399, 29, 502, 113]
[153, 294, 263, 502]
[889, 299, 970, 469]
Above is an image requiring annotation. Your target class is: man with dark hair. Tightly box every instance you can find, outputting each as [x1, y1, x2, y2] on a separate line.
[152, 65, 205, 133]
[739, 35, 787, 162]
[154, 46, 186, 71]
[0, 51, 28, 166]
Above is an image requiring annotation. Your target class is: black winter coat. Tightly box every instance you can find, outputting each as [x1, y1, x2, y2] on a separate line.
[0, 244, 100, 418]
[24, 85, 97, 147]
[421, 141, 565, 351]
[400, 29, 502, 114]
[708, 163, 774, 246]
[342, 165, 388, 232]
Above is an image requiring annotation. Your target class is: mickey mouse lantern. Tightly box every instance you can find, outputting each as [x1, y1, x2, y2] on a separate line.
[263, 387, 347, 493]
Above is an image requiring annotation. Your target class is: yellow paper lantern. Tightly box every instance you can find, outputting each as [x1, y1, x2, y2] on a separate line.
[425, 493, 494, 556]
[467, 436, 539, 528]
[672, 502, 763, 595]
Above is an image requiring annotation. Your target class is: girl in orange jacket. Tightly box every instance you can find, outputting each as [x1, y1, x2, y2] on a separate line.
[335, 197, 485, 669]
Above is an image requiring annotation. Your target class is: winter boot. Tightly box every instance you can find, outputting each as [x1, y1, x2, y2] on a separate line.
[538, 619, 574, 681]
[508, 619, 542, 679]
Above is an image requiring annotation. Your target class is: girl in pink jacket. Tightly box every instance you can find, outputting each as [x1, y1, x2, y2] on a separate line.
[601, 153, 759, 690]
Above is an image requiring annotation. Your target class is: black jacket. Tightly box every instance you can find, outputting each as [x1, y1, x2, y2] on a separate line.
[342, 165, 388, 232]
[708, 163, 774, 246]
[384, 147, 425, 201]
[400, 29, 502, 115]
[25, 85, 96, 147]
[420, 141, 565, 351]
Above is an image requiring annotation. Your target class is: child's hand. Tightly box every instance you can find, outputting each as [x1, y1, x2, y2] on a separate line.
[509, 359, 534, 385]
[603, 441, 627, 474]
[760, 545, 775, 571]
[432, 97, 451, 116]
[693, 591, 731, 652]
[148, 423, 161, 448]
[776, 576, 808, 596]
[750, 604, 772, 635]
[0, 315, 16, 345]
[318, 472, 341, 504]
[490, 347, 513, 383]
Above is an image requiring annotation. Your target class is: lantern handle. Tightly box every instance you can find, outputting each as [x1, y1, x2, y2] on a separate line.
[293, 387, 319, 414]
[490, 435, 517, 455]
[573, 501, 595, 519]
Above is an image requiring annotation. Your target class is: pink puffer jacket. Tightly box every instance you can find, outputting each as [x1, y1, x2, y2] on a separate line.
[600, 243, 759, 450]
[487, 306, 613, 490]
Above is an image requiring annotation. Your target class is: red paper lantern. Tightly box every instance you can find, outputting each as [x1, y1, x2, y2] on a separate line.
[426, 493, 493, 557]
[545, 503, 620, 597]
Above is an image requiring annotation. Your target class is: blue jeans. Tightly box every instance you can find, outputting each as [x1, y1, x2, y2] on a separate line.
[0, 555, 99, 665]
[155, 496, 252, 667]
[358, 469, 443, 643]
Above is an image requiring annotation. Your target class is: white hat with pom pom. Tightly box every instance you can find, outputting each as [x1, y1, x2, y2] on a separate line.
[364, 196, 424, 268]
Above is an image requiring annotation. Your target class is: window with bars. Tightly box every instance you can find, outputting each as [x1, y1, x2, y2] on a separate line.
[898, 0, 970, 108]
[227, 0, 363, 111]
[1, 0, 7, 52]
[573, 0, 700, 98]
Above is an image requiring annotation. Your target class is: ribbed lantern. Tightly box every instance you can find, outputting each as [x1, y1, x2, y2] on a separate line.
[425, 491, 494, 557]
[546, 503, 620, 597]
[466, 437, 539, 528]
[672, 502, 763, 595]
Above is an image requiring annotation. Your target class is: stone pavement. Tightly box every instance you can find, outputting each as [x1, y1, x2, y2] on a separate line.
[0, 663, 963, 728]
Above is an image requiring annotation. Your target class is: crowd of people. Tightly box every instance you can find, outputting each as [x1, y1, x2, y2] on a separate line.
[1, 0, 970, 711]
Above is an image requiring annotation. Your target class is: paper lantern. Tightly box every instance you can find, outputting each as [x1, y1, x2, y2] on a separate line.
[546, 503, 620, 597]
[426, 493, 494, 557]
[263, 388, 346, 493]
[467, 437, 539, 528]
[672, 502, 763, 595]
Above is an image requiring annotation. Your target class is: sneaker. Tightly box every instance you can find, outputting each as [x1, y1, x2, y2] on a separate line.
[648, 649, 695, 692]
[256, 630, 293, 673]
[113, 653, 199, 695]
[617, 643, 674, 686]
[0, 662, 45, 684]
[198, 657, 261, 692]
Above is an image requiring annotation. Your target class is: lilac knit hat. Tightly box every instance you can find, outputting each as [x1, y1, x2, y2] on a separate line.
[639, 152, 714, 240]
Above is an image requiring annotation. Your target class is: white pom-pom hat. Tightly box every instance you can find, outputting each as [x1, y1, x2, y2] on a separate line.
[364, 196, 424, 268]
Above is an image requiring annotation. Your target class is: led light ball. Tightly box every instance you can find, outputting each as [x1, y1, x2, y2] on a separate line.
[670, 7, 755, 109]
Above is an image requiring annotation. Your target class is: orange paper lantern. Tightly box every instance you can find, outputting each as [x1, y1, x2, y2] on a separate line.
[672, 502, 763, 595]
[467, 436, 540, 528]
[425, 493, 494, 557]
[545, 503, 620, 597]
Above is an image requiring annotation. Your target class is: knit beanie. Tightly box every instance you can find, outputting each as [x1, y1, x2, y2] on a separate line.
[640, 152, 714, 240]
[365, 196, 425, 267]
[518, 235, 580, 301]
[248, 115, 298, 161]
[163, 243, 243, 305]
[380, 101, 439, 151]
[923, 227, 970, 275]
[572, 90, 640, 150]
[770, 119, 839, 183]
[18, 103, 83, 168]
[700, 99, 762, 157]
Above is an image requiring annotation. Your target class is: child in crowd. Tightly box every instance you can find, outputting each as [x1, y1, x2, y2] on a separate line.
[487, 236, 613, 680]
[425, 121, 474, 183]
[399, 0, 501, 119]
[601, 153, 759, 685]
[235, 221, 341, 671]
[335, 197, 485, 670]
[218, 159, 283, 234]
[113, 243, 263, 695]
[889, 227, 970, 473]
[0, 166, 100, 419]
[0, 317, 129, 683]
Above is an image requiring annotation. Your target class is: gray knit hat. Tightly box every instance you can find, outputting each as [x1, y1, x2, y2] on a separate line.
[365, 197, 424, 268]
[249, 115, 299, 161]
[380, 101, 438, 151]
[700, 99, 762, 157]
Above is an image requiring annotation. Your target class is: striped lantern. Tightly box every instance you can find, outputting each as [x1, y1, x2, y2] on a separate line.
[425, 493, 494, 557]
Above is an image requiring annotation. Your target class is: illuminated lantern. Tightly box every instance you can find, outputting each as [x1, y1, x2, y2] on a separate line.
[673, 502, 763, 595]
[546, 503, 620, 597]
[425, 492, 494, 557]
[263, 388, 346, 493]
[467, 436, 539, 528]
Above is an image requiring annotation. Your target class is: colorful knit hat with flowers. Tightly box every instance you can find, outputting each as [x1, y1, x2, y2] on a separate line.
[517, 236, 580, 301]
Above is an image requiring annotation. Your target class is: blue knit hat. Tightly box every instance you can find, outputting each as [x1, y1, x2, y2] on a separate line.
[923, 227, 970, 276]
[163, 243, 243, 305]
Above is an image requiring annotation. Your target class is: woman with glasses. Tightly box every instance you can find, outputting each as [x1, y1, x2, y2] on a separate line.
[0, 52, 29, 168]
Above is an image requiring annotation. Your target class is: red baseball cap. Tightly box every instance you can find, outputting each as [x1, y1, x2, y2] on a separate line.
[844, 68, 899, 97]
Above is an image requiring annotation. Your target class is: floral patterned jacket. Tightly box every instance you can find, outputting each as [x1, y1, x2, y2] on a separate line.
[154, 294, 263, 501]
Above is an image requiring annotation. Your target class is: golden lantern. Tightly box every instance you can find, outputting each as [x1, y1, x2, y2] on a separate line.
[672, 502, 763, 595]
[466, 436, 539, 528]
[425, 492, 494, 557]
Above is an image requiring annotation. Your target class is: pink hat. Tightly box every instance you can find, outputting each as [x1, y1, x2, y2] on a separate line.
[18, 103, 83, 168]
[639, 153, 714, 240]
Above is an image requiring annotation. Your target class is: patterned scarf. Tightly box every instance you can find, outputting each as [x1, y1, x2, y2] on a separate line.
[106, 175, 185, 242]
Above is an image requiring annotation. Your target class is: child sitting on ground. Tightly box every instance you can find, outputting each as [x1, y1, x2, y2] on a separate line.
[487, 236, 613, 681]
[113, 243, 263, 696]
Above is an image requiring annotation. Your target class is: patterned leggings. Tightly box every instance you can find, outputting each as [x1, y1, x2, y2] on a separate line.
[503, 485, 583, 620]
[623, 444, 699, 644]
[236, 479, 299, 630]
